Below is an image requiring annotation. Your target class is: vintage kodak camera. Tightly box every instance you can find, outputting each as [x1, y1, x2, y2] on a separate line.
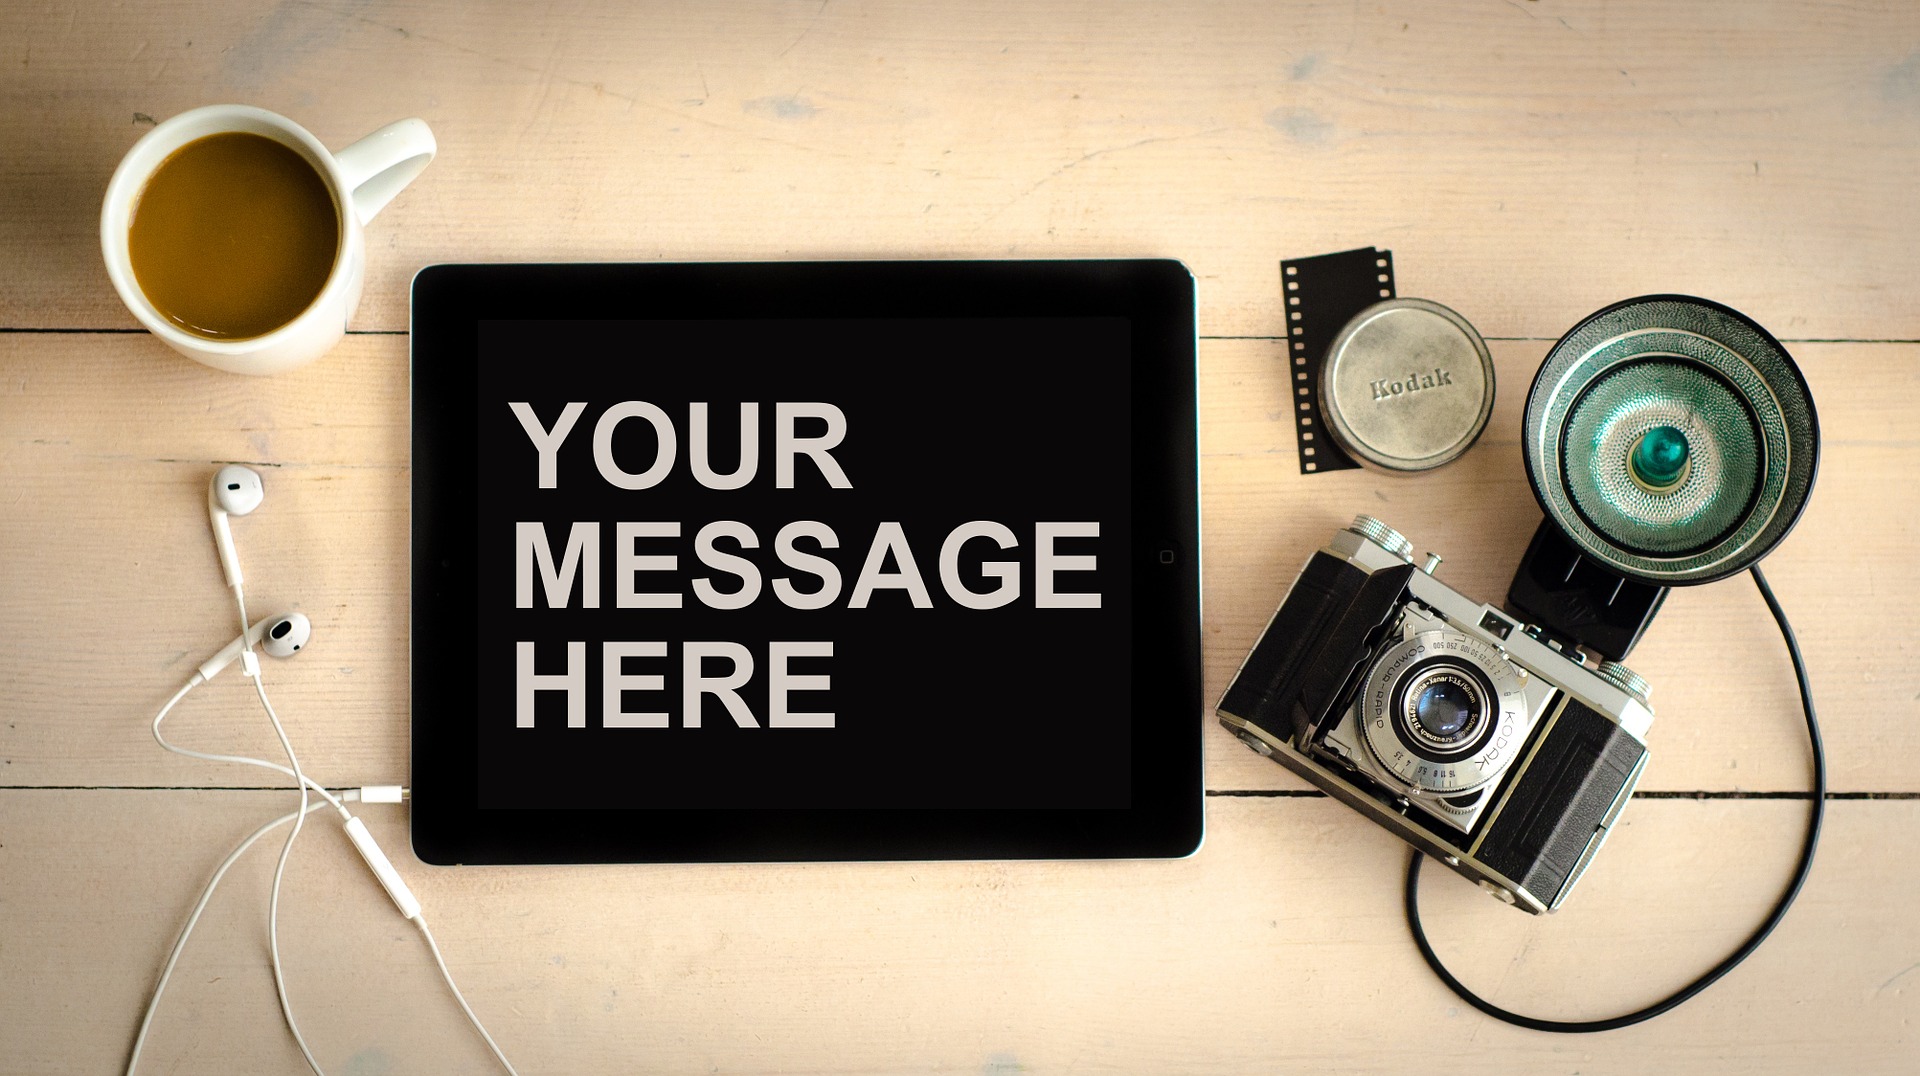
[1218, 516, 1654, 913]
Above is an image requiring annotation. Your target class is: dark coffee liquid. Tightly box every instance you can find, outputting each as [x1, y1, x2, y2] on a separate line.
[128, 132, 340, 340]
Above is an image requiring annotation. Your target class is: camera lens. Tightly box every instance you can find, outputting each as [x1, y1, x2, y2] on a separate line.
[1412, 677, 1476, 740]
[1394, 665, 1489, 757]
[1360, 630, 1529, 797]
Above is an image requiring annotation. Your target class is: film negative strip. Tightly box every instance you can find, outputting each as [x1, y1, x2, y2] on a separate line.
[1282, 247, 1395, 474]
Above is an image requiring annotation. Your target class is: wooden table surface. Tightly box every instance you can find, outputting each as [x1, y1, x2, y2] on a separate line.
[4, 2, 1918, 1073]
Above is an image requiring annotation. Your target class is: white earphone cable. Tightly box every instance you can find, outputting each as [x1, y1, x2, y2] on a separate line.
[143, 600, 520, 1072]
[123, 787, 520, 1076]
[155, 467, 517, 1073]
[125, 792, 348, 1075]
[150, 678, 350, 818]
[234, 585, 327, 1076]
[415, 917, 523, 1076]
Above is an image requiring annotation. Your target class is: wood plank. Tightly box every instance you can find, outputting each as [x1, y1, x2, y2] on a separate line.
[0, 332, 413, 793]
[1, 334, 1913, 791]
[1200, 337, 1920, 793]
[1, 790, 1910, 1074]
[3, 1, 1918, 338]
[7, 4, 1917, 1074]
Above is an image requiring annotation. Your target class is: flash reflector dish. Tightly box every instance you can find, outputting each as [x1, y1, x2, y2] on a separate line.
[1523, 296, 1817, 585]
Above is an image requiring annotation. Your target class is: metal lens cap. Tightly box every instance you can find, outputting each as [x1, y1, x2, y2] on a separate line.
[1320, 298, 1495, 473]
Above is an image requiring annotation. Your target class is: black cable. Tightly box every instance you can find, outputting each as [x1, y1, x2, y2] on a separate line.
[1403, 564, 1826, 1032]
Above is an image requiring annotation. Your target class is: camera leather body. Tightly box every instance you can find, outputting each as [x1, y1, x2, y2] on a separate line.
[1218, 517, 1653, 913]
[1218, 551, 1413, 747]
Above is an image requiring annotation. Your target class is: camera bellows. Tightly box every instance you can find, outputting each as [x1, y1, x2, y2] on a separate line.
[1523, 296, 1818, 585]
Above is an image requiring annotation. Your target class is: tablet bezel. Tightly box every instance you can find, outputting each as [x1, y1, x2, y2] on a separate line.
[410, 259, 1202, 864]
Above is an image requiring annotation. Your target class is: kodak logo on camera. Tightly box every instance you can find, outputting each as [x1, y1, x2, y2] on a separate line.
[476, 317, 1134, 810]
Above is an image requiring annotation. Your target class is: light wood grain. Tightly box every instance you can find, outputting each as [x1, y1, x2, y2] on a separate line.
[0, 791, 1911, 1075]
[4, 2, 1918, 1073]
[2, 333, 1910, 792]
[3, 2, 1919, 339]
[1200, 337, 1920, 794]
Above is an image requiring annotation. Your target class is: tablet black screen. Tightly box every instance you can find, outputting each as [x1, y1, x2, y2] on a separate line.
[412, 260, 1200, 863]
[478, 316, 1132, 810]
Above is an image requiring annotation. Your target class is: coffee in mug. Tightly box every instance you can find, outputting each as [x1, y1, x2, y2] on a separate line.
[102, 105, 436, 375]
[128, 132, 341, 340]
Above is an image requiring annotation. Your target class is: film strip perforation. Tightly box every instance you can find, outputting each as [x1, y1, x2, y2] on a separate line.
[1278, 247, 1395, 475]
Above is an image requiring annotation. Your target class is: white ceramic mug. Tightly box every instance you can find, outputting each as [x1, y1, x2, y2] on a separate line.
[101, 105, 436, 375]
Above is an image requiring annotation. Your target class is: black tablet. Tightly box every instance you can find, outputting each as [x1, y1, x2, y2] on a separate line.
[409, 260, 1202, 864]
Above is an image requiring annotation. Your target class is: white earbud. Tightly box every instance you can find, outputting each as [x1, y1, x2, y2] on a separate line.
[196, 613, 312, 683]
[208, 465, 265, 590]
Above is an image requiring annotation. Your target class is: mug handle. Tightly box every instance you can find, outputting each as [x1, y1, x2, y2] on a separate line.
[332, 118, 437, 226]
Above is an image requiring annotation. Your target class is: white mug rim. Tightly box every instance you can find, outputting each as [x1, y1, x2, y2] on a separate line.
[100, 104, 362, 357]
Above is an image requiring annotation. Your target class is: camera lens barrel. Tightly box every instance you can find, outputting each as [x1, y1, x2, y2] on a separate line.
[1408, 671, 1481, 742]
[1358, 630, 1529, 796]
